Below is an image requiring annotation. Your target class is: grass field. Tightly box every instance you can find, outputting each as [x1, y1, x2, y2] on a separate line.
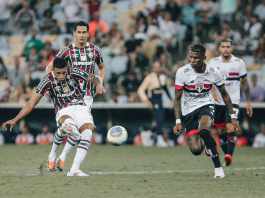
[0, 145, 265, 198]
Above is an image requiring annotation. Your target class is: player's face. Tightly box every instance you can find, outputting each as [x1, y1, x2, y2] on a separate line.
[219, 42, 232, 57]
[74, 25, 88, 45]
[188, 50, 204, 68]
[53, 67, 68, 81]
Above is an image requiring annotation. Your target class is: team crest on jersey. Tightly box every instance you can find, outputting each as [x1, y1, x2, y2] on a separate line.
[63, 84, 70, 93]
[196, 83, 204, 92]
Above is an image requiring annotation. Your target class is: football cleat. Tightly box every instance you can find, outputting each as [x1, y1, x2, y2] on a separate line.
[56, 158, 65, 172]
[224, 154, 233, 166]
[214, 167, 225, 178]
[67, 169, 90, 176]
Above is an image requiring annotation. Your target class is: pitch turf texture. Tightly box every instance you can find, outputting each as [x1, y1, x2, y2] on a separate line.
[0, 145, 265, 198]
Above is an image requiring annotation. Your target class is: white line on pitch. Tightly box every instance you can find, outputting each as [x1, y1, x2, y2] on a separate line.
[3, 166, 265, 176]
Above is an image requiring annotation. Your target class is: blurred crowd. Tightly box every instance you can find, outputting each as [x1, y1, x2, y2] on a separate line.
[1, 0, 265, 146]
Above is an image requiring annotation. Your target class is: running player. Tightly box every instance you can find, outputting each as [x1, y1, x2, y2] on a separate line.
[174, 44, 239, 178]
[208, 39, 253, 166]
[46, 21, 105, 171]
[2, 57, 99, 176]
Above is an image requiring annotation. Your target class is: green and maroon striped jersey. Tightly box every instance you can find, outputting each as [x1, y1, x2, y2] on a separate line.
[56, 42, 103, 97]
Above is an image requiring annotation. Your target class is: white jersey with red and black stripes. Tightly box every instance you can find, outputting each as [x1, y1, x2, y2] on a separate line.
[208, 55, 247, 105]
[175, 63, 224, 116]
[35, 72, 86, 113]
[56, 42, 103, 97]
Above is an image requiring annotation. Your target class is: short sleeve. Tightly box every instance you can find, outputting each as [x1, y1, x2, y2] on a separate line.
[35, 76, 50, 95]
[175, 68, 184, 91]
[94, 45, 104, 65]
[212, 67, 225, 87]
[239, 59, 247, 78]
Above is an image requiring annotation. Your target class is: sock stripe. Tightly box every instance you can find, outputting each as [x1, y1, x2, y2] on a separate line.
[79, 142, 90, 148]
[77, 145, 89, 150]
[67, 140, 76, 146]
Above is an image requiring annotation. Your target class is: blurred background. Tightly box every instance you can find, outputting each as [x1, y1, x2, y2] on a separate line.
[0, 0, 265, 148]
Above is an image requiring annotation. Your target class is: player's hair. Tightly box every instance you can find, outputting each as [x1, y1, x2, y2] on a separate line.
[53, 57, 67, 69]
[73, 21, 89, 31]
[218, 38, 233, 46]
[189, 44, 206, 56]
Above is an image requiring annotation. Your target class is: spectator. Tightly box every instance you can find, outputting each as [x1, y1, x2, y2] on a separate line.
[253, 123, 265, 148]
[88, 11, 109, 39]
[14, 0, 37, 34]
[0, 0, 14, 34]
[254, 0, 265, 22]
[249, 74, 265, 102]
[23, 29, 45, 62]
[15, 122, 34, 145]
[36, 125, 53, 145]
[121, 71, 140, 102]
[39, 9, 60, 34]
[61, 0, 87, 33]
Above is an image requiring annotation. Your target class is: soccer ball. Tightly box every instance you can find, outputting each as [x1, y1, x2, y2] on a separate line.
[107, 125, 128, 145]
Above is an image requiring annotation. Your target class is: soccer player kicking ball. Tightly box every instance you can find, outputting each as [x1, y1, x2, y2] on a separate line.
[208, 39, 253, 166]
[173, 44, 239, 178]
[2, 57, 98, 176]
[46, 21, 105, 172]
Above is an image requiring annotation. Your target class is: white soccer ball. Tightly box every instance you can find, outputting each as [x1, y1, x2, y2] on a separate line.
[107, 125, 128, 145]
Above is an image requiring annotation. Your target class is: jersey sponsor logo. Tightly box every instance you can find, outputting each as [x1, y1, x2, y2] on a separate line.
[72, 61, 93, 66]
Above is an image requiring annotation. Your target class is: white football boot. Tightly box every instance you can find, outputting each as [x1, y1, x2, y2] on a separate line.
[214, 167, 225, 178]
[67, 169, 90, 177]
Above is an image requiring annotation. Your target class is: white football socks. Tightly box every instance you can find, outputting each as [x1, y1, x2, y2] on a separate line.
[70, 129, 92, 173]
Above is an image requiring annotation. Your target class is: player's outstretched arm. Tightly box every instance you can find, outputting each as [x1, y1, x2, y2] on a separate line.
[173, 89, 183, 133]
[1, 92, 42, 131]
[241, 76, 253, 117]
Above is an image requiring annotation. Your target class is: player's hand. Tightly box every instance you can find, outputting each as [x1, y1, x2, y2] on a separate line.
[173, 123, 183, 134]
[1, 119, 17, 132]
[245, 101, 253, 118]
[231, 118, 240, 132]
[95, 83, 105, 95]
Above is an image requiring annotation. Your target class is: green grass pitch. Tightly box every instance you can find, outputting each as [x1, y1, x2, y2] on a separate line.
[0, 145, 265, 198]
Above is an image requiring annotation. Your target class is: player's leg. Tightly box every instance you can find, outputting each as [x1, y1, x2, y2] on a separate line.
[56, 134, 79, 171]
[224, 122, 238, 166]
[67, 122, 94, 176]
[223, 106, 239, 166]
[199, 115, 224, 178]
[48, 114, 80, 171]
[48, 128, 65, 171]
[185, 130, 204, 156]
[213, 105, 227, 154]
[67, 105, 95, 176]
[182, 112, 204, 155]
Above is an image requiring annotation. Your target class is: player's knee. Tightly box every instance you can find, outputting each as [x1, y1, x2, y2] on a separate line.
[79, 123, 95, 132]
[198, 116, 212, 131]
[60, 117, 78, 136]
